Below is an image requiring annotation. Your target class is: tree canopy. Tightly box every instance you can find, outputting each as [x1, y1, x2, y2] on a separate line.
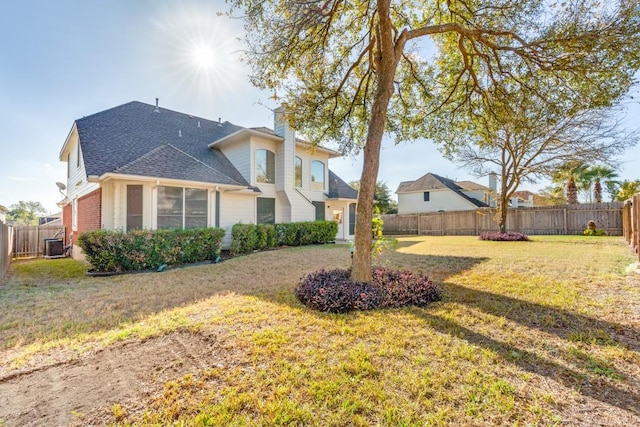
[349, 180, 397, 214]
[7, 201, 47, 226]
[230, 0, 640, 281]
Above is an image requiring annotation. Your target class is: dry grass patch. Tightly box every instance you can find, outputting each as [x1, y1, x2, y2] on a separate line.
[0, 237, 639, 426]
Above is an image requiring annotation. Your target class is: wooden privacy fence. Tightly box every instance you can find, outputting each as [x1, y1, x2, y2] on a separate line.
[383, 202, 624, 236]
[12, 225, 65, 258]
[622, 194, 639, 261]
[0, 222, 13, 280]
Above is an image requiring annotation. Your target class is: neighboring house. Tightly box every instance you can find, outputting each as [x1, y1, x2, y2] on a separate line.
[0, 205, 7, 223]
[58, 101, 358, 255]
[39, 212, 62, 226]
[396, 173, 492, 214]
[509, 190, 551, 207]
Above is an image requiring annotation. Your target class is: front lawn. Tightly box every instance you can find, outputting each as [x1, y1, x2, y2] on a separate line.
[1, 236, 638, 425]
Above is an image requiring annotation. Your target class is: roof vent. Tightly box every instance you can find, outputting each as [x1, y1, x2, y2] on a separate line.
[218, 117, 222, 127]
[154, 98, 160, 113]
[197, 120, 201, 128]
[179, 130, 182, 137]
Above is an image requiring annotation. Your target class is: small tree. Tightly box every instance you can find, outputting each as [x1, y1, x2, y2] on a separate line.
[584, 165, 619, 204]
[349, 180, 397, 214]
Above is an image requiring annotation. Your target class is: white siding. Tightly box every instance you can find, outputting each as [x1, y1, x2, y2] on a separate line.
[219, 143, 251, 183]
[62, 129, 99, 231]
[219, 192, 256, 247]
[398, 189, 478, 214]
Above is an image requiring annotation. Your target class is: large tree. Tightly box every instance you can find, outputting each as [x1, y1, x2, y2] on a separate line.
[230, 0, 640, 281]
[433, 94, 632, 231]
[7, 201, 47, 226]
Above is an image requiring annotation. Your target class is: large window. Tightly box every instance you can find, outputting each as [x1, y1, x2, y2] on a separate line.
[294, 156, 302, 188]
[311, 160, 325, 190]
[157, 186, 208, 229]
[256, 149, 275, 184]
[257, 197, 275, 224]
[127, 185, 143, 231]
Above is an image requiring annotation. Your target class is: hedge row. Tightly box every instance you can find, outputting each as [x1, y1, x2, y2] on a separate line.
[230, 221, 338, 256]
[78, 228, 225, 273]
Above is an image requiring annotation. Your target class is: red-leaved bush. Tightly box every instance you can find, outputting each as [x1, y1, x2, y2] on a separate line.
[296, 267, 441, 313]
[479, 231, 530, 241]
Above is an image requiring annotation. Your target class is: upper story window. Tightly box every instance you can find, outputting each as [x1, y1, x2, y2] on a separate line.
[256, 149, 275, 184]
[311, 160, 325, 191]
[67, 153, 71, 178]
[423, 191, 430, 202]
[76, 143, 81, 167]
[294, 156, 302, 188]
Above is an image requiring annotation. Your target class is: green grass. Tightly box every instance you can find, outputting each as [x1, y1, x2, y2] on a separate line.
[1, 236, 639, 425]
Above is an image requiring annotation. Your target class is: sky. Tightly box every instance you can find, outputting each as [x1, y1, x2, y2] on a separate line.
[1, 0, 639, 214]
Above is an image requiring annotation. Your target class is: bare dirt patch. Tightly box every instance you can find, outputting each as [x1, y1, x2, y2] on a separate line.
[0, 330, 241, 426]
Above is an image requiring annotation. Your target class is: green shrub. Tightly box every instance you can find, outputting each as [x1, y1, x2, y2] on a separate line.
[274, 221, 337, 246]
[230, 221, 338, 254]
[78, 228, 225, 273]
[583, 228, 606, 236]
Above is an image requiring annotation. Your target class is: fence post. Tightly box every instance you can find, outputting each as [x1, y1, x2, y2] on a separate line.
[563, 208, 568, 234]
[416, 215, 420, 235]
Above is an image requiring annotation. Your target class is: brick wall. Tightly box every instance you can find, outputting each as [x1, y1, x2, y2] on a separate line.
[62, 203, 72, 245]
[77, 188, 102, 234]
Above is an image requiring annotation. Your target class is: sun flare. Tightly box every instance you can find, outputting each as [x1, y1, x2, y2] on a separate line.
[190, 44, 217, 70]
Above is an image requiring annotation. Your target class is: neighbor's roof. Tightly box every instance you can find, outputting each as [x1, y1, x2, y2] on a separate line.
[0, 205, 8, 213]
[327, 170, 358, 200]
[397, 173, 489, 208]
[455, 180, 491, 192]
[73, 101, 249, 186]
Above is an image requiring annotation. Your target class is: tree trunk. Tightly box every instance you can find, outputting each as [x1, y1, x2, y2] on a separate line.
[351, 0, 398, 283]
[594, 180, 602, 203]
[566, 177, 578, 204]
[351, 82, 395, 282]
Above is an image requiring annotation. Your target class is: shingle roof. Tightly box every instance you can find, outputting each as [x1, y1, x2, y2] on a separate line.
[114, 144, 243, 185]
[327, 170, 358, 200]
[76, 101, 248, 186]
[397, 173, 489, 208]
[455, 180, 490, 191]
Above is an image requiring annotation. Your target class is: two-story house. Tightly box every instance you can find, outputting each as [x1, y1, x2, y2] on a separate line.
[58, 101, 357, 256]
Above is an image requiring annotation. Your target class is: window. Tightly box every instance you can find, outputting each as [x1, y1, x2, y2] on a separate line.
[312, 201, 325, 221]
[76, 143, 80, 167]
[423, 191, 430, 202]
[256, 149, 275, 183]
[157, 186, 208, 229]
[294, 156, 302, 188]
[311, 161, 325, 190]
[126, 185, 143, 231]
[185, 188, 207, 229]
[72, 198, 78, 230]
[257, 197, 275, 224]
[349, 203, 356, 235]
[67, 154, 71, 178]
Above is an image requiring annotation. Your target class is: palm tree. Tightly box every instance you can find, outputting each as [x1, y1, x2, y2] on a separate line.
[584, 165, 619, 203]
[551, 162, 591, 204]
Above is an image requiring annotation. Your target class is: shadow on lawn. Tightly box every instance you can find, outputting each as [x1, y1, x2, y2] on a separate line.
[441, 282, 640, 353]
[409, 305, 640, 415]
